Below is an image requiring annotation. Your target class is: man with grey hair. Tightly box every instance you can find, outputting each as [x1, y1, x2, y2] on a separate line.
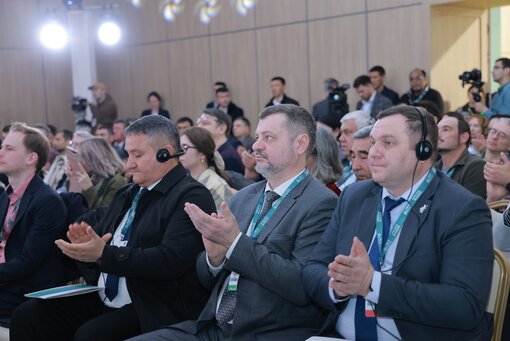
[350, 125, 373, 181]
[312, 78, 349, 121]
[130, 104, 337, 340]
[12, 115, 216, 340]
[337, 110, 373, 190]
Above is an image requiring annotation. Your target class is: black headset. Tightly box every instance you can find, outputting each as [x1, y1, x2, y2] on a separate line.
[156, 148, 185, 163]
[414, 107, 433, 161]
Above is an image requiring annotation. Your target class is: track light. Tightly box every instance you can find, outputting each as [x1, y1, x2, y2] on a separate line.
[98, 19, 121, 46]
[39, 20, 68, 50]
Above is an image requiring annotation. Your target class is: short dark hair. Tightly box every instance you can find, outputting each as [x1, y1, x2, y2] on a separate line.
[125, 115, 180, 152]
[147, 91, 162, 102]
[10, 122, 49, 172]
[114, 118, 129, 128]
[271, 76, 286, 85]
[176, 116, 194, 126]
[96, 125, 113, 135]
[317, 113, 341, 130]
[215, 87, 229, 95]
[47, 124, 57, 136]
[369, 65, 386, 76]
[259, 104, 316, 156]
[378, 105, 438, 160]
[234, 116, 251, 128]
[324, 78, 339, 92]
[203, 108, 232, 136]
[442, 112, 471, 146]
[496, 57, 510, 69]
[353, 75, 372, 88]
[59, 129, 73, 141]
[214, 81, 227, 88]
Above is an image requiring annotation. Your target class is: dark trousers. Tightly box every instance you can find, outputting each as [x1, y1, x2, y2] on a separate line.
[126, 321, 226, 341]
[10, 293, 141, 341]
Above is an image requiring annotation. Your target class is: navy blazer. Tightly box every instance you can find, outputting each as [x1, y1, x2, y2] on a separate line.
[0, 176, 68, 313]
[304, 171, 494, 340]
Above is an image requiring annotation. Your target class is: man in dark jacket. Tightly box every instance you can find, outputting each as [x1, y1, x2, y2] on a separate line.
[11, 116, 216, 340]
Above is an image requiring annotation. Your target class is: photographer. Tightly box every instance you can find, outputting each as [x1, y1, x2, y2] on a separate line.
[457, 85, 484, 117]
[88, 81, 118, 129]
[474, 58, 510, 117]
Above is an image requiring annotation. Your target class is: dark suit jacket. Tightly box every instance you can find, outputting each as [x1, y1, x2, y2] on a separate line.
[400, 87, 444, 114]
[0, 175, 68, 313]
[180, 174, 337, 340]
[225, 103, 244, 122]
[312, 98, 349, 121]
[80, 164, 216, 333]
[356, 92, 393, 119]
[304, 171, 494, 340]
[265, 94, 299, 107]
[140, 109, 171, 120]
[381, 86, 400, 105]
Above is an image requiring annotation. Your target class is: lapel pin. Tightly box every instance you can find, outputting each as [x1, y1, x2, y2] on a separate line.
[419, 204, 428, 214]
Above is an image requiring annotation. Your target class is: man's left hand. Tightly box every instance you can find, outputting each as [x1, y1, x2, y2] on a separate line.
[328, 237, 374, 297]
[484, 152, 510, 186]
[55, 226, 112, 262]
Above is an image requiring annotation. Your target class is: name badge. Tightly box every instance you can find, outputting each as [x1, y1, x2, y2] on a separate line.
[365, 299, 377, 318]
[227, 272, 240, 292]
[119, 240, 128, 247]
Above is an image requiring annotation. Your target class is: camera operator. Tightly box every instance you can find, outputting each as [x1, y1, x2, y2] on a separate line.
[312, 78, 349, 121]
[457, 85, 484, 117]
[88, 81, 118, 129]
[474, 58, 510, 118]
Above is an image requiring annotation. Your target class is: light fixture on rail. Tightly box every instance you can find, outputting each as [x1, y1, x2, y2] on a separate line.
[98, 18, 121, 46]
[39, 20, 68, 50]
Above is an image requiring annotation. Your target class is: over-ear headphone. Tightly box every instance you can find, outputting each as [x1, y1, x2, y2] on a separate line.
[156, 148, 185, 163]
[414, 107, 433, 161]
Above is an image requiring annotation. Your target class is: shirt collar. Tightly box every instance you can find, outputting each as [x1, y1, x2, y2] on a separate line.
[362, 91, 376, 105]
[381, 168, 431, 202]
[264, 168, 306, 197]
[6, 173, 35, 203]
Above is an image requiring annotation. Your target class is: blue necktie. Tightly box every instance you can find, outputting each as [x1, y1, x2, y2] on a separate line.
[354, 197, 404, 341]
[104, 188, 147, 301]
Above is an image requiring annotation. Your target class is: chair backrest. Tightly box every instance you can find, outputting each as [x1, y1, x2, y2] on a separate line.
[487, 248, 510, 341]
[489, 200, 510, 213]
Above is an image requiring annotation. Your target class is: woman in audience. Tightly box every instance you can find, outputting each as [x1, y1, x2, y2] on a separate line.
[467, 114, 488, 157]
[307, 127, 343, 195]
[140, 91, 171, 119]
[179, 127, 234, 211]
[68, 137, 126, 209]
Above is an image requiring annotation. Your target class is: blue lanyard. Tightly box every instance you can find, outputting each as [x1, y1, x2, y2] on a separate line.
[248, 169, 309, 239]
[408, 86, 430, 104]
[375, 168, 436, 262]
[446, 166, 456, 178]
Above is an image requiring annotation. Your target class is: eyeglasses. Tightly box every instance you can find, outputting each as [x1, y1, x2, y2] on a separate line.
[487, 127, 509, 140]
[196, 115, 218, 126]
[181, 144, 197, 153]
[409, 77, 424, 82]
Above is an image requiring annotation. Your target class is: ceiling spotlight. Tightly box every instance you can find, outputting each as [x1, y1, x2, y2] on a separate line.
[98, 20, 121, 45]
[39, 20, 68, 50]
[233, 0, 256, 16]
[131, 0, 143, 7]
[197, 0, 220, 24]
[160, 0, 184, 22]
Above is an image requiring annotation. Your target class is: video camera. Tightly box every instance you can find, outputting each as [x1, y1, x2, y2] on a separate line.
[328, 83, 350, 118]
[71, 96, 87, 113]
[458, 69, 484, 102]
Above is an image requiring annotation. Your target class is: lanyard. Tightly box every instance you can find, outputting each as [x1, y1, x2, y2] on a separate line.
[408, 86, 429, 104]
[446, 166, 456, 178]
[248, 169, 309, 239]
[375, 168, 436, 262]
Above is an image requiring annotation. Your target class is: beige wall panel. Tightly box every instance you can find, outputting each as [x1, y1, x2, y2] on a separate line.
[210, 31, 258, 121]
[256, 24, 309, 113]
[430, 5, 484, 111]
[42, 50, 74, 129]
[126, 0, 168, 45]
[0, 50, 46, 126]
[95, 45, 134, 119]
[367, 5, 428, 97]
[367, 0, 420, 11]
[209, 1, 255, 34]
[308, 15, 367, 112]
[0, 0, 40, 48]
[307, 0, 364, 20]
[166, 4, 209, 40]
[167, 37, 211, 120]
[255, 0, 306, 27]
[129, 42, 172, 118]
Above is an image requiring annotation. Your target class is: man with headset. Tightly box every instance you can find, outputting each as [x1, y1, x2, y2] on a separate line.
[304, 106, 494, 340]
[11, 115, 216, 340]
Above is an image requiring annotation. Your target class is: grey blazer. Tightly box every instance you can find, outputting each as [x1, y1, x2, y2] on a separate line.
[191, 174, 337, 340]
